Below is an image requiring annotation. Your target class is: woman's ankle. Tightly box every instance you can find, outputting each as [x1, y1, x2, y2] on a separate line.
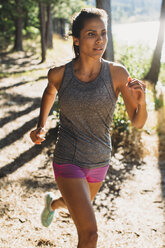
[51, 197, 66, 210]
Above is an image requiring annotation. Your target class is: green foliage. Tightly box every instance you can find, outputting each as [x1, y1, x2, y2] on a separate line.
[117, 43, 152, 79]
[53, 0, 87, 21]
[24, 27, 40, 39]
[0, 0, 15, 48]
[111, 94, 130, 133]
[159, 63, 165, 85]
[51, 99, 60, 124]
[155, 81, 165, 110]
[23, 1, 39, 29]
[110, 94, 130, 152]
[110, 42, 153, 142]
[145, 88, 155, 111]
[0, 0, 87, 49]
[0, 0, 39, 50]
[155, 96, 164, 110]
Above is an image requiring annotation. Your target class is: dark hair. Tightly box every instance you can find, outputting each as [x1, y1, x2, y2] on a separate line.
[71, 8, 108, 58]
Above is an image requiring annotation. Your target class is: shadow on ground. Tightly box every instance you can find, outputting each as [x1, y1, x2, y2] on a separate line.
[0, 127, 58, 178]
[158, 104, 165, 203]
[93, 128, 145, 219]
[0, 93, 41, 149]
[0, 51, 40, 68]
[0, 50, 50, 77]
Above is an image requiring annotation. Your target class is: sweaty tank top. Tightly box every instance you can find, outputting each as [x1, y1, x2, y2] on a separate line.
[53, 58, 117, 168]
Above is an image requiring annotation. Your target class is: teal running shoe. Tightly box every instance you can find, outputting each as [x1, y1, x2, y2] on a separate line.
[41, 192, 55, 227]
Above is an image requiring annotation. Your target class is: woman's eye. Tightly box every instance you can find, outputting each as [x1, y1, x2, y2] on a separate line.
[88, 32, 95, 36]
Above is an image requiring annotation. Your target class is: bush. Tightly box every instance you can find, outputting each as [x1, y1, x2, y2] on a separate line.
[110, 94, 130, 152]
[116, 43, 152, 79]
[109, 43, 152, 151]
[51, 99, 60, 125]
[112, 94, 130, 132]
[159, 63, 165, 85]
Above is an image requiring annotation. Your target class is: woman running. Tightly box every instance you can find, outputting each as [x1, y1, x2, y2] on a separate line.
[30, 8, 147, 248]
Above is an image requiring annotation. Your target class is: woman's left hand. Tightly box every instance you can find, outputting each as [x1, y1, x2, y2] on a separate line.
[127, 77, 146, 106]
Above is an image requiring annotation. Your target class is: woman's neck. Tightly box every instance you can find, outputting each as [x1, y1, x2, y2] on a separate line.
[73, 56, 102, 82]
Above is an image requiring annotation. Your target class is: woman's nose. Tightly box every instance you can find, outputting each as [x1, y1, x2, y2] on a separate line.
[96, 35, 103, 43]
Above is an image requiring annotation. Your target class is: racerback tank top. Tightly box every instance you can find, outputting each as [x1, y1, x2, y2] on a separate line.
[53, 58, 117, 168]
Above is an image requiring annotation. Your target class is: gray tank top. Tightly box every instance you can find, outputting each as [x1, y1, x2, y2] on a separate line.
[53, 58, 117, 168]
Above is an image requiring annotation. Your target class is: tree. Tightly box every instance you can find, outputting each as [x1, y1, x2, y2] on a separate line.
[144, 0, 165, 84]
[45, 3, 53, 48]
[96, 0, 114, 61]
[53, 0, 87, 37]
[13, 0, 23, 51]
[14, 0, 38, 51]
[0, 0, 15, 50]
[0, 0, 39, 51]
[39, 1, 46, 62]
[38, 0, 59, 62]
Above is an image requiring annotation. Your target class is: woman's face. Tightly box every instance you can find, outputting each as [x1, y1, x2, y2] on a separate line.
[74, 17, 108, 59]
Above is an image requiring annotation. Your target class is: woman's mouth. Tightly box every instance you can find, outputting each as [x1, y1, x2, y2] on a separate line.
[93, 47, 103, 51]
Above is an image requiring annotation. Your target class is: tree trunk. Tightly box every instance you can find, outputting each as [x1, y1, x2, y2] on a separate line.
[39, 1, 46, 63]
[24, 9, 29, 36]
[60, 18, 65, 37]
[144, 0, 165, 84]
[53, 18, 58, 33]
[53, 18, 61, 34]
[96, 0, 114, 61]
[13, 0, 23, 51]
[45, 3, 53, 49]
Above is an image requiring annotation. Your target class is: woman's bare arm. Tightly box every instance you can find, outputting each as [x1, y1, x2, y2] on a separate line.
[30, 66, 65, 144]
[111, 63, 147, 129]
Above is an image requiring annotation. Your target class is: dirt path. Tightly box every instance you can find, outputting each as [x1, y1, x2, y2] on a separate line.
[0, 50, 165, 248]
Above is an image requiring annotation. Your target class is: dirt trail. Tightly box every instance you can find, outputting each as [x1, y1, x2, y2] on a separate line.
[0, 50, 165, 248]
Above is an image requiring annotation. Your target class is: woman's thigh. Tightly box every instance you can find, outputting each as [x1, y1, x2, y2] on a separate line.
[56, 176, 97, 233]
[88, 182, 102, 202]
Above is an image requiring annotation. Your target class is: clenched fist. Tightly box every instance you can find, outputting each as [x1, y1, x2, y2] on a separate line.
[30, 127, 46, 145]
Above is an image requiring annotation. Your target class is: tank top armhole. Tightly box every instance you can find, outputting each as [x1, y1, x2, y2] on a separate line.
[104, 60, 118, 101]
[57, 61, 72, 96]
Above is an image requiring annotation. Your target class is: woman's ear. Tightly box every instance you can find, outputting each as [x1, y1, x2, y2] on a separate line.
[73, 37, 79, 46]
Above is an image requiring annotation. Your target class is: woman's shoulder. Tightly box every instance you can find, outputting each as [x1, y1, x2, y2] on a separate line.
[47, 60, 72, 90]
[103, 60, 130, 95]
[48, 64, 65, 83]
[104, 60, 129, 85]
[103, 59, 127, 74]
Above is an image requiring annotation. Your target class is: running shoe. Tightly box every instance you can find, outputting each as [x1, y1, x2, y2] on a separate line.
[41, 192, 55, 227]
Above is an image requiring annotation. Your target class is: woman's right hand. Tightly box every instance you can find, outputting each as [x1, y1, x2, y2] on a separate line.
[30, 127, 46, 145]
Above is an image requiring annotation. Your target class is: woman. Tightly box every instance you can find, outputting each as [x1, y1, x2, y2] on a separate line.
[30, 8, 147, 248]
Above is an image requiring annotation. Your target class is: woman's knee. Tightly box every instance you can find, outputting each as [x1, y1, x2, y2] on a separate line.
[78, 227, 98, 247]
[87, 230, 98, 243]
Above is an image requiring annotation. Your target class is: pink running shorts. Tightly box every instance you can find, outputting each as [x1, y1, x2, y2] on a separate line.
[52, 162, 109, 183]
